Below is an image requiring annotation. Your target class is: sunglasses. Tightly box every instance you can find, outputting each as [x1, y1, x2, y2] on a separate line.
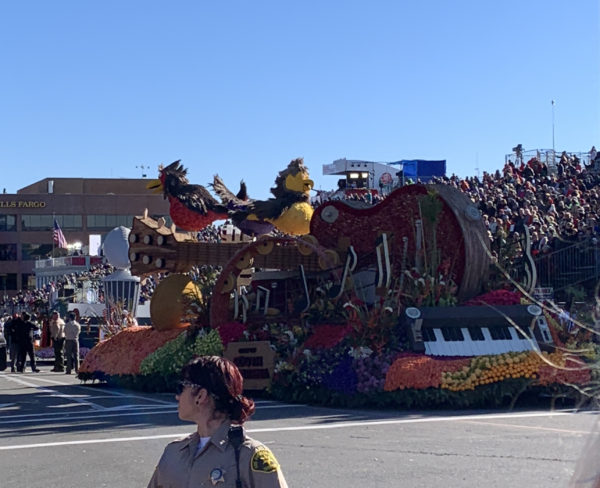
[175, 380, 203, 395]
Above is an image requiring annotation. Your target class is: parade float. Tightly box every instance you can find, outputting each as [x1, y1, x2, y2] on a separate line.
[79, 159, 598, 409]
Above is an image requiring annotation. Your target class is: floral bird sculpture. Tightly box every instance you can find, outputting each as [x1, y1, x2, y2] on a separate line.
[147, 160, 228, 231]
[212, 157, 315, 236]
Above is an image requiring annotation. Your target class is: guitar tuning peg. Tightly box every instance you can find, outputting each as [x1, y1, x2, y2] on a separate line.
[143, 208, 149, 219]
[170, 223, 177, 234]
[157, 217, 166, 228]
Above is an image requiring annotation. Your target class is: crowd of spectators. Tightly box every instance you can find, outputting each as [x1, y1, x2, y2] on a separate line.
[431, 149, 600, 263]
[139, 273, 167, 304]
[0, 263, 115, 316]
[313, 188, 385, 207]
[196, 224, 223, 242]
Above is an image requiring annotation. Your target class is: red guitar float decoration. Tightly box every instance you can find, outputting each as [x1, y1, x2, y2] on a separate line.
[129, 184, 490, 326]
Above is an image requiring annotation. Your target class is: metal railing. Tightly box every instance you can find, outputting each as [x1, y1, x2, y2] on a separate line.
[534, 240, 600, 291]
[504, 149, 593, 173]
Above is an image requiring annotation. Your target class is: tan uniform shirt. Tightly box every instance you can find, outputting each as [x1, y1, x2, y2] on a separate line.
[148, 421, 288, 488]
[49, 318, 65, 340]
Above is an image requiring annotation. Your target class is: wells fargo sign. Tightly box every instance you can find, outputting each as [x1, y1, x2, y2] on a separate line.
[224, 341, 275, 390]
[0, 201, 46, 208]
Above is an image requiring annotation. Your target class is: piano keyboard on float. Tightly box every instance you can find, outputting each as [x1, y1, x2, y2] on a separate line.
[406, 305, 551, 357]
[422, 325, 537, 357]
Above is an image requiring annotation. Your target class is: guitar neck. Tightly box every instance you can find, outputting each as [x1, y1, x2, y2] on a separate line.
[129, 216, 324, 275]
[172, 241, 322, 273]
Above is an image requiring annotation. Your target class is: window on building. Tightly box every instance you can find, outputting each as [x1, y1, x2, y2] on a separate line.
[58, 215, 83, 230]
[21, 215, 53, 230]
[0, 244, 17, 261]
[21, 243, 53, 260]
[0, 273, 17, 292]
[21, 274, 34, 290]
[21, 214, 82, 231]
[87, 215, 136, 229]
[0, 214, 16, 231]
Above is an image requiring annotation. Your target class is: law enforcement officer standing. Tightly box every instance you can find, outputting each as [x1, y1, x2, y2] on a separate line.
[148, 356, 288, 488]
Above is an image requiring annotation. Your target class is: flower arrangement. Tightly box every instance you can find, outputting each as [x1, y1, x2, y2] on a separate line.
[384, 354, 470, 391]
[463, 289, 523, 306]
[441, 351, 541, 391]
[343, 297, 403, 353]
[353, 351, 397, 394]
[217, 321, 247, 346]
[79, 325, 184, 376]
[321, 356, 357, 395]
[292, 345, 349, 390]
[303, 324, 352, 350]
[536, 353, 592, 387]
[140, 327, 223, 376]
[398, 267, 458, 308]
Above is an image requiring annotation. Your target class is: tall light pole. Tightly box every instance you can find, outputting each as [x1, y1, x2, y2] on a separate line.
[551, 99, 555, 153]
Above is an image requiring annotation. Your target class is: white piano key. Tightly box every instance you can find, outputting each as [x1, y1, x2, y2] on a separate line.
[423, 330, 438, 356]
[468, 328, 488, 357]
[508, 326, 535, 352]
[457, 328, 477, 356]
[442, 328, 461, 356]
[429, 328, 446, 356]
[480, 327, 500, 355]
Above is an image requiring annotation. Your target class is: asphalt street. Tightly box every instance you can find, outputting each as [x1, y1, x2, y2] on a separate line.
[0, 369, 598, 487]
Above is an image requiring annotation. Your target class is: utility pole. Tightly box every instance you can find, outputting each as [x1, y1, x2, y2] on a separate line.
[552, 99, 555, 153]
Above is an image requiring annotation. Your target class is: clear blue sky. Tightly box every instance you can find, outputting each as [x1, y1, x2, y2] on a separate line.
[1, 1, 598, 199]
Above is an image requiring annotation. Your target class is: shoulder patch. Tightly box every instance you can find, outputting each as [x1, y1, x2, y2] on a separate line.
[251, 446, 280, 473]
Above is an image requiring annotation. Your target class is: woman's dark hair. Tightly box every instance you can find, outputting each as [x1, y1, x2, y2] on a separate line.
[182, 356, 255, 424]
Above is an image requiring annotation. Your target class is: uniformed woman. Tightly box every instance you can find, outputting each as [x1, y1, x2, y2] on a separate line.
[148, 356, 288, 488]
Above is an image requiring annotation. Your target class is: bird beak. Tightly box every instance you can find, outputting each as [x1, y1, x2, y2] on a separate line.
[303, 179, 314, 193]
[146, 179, 163, 194]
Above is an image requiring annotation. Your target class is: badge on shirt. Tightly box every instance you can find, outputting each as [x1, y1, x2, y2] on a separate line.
[210, 468, 225, 485]
[251, 447, 280, 473]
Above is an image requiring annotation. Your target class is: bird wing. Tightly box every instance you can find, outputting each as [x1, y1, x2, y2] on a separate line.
[211, 175, 252, 206]
[247, 195, 303, 220]
[176, 183, 224, 215]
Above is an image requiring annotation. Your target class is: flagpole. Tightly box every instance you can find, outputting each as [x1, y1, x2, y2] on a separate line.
[52, 212, 55, 262]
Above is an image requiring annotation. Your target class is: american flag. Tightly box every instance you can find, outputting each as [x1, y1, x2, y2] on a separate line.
[53, 219, 67, 248]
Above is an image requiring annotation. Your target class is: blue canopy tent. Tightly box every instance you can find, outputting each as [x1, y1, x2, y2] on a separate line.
[389, 160, 446, 183]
